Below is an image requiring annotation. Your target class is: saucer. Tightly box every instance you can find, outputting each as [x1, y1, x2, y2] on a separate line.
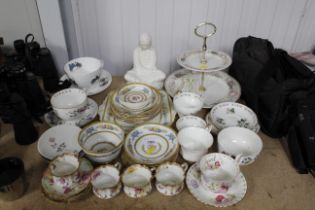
[41, 158, 93, 202]
[186, 163, 247, 207]
[93, 182, 122, 199]
[37, 124, 81, 160]
[155, 182, 184, 196]
[59, 69, 112, 96]
[44, 98, 98, 127]
[123, 183, 152, 198]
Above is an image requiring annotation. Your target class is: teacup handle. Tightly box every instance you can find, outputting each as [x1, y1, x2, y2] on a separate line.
[205, 124, 212, 133]
[181, 162, 189, 173]
[114, 162, 122, 171]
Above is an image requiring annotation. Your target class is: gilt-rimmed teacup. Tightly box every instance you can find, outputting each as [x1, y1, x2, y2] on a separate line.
[198, 153, 240, 193]
[155, 162, 188, 196]
[48, 153, 80, 177]
[50, 88, 87, 121]
[176, 115, 212, 131]
[218, 127, 263, 165]
[173, 92, 203, 116]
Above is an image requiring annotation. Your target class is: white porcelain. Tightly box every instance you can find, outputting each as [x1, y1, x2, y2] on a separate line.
[51, 88, 87, 121]
[155, 162, 188, 196]
[124, 33, 166, 90]
[186, 163, 247, 207]
[41, 158, 93, 201]
[124, 124, 178, 165]
[60, 69, 112, 96]
[176, 115, 211, 131]
[178, 127, 213, 162]
[173, 92, 203, 116]
[218, 127, 263, 165]
[93, 182, 122, 199]
[45, 98, 98, 128]
[49, 153, 80, 177]
[78, 122, 125, 164]
[64, 57, 104, 89]
[210, 102, 258, 131]
[204, 114, 220, 134]
[199, 153, 240, 193]
[177, 50, 232, 72]
[37, 124, 81, 160]
[91, 162, 121, 189]
[164, 69, 241, 108]
[99, 90, 176, 132]
[122, 164, 152, 188]
[123, 182, 152, 198]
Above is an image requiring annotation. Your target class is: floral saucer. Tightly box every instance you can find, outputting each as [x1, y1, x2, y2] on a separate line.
[124, 124, 178, 165]
[59, 69, 112, 96]
[93, 183, 122, 199]
[123, 183, 152, 198]
[41, 158, 93, 202]
[186, 163, 247, 207]
[44, 98, 98, 127]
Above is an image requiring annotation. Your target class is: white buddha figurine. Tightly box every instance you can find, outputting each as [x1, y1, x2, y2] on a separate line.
[124, 33, 166, 89]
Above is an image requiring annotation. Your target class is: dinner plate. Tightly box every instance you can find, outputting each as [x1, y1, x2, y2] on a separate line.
[177, 50, 232, 72]
[124, 124, 178, 165]
[186, 163, 247, 207]
[37, 124, 82, 160]
[44, 98, 98, 127]
[164, 69, 241, 108]
[210, 102, 258, 131]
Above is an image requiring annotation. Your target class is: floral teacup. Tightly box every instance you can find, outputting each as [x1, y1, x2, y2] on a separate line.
[91, 162, 122, 199]
[48, 153, 80, 177]
[155, 162, 188, 196]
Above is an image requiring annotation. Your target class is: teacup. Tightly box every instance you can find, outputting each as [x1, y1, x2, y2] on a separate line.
[50, 88, 87, 121]
[48, 153, 80, 177]
[173, 92, 203, 116]
[178, 127, 213, 162]
[91, 162, 122, 199]
[176, 115, 212, 131]
[199, 153, 240, 193]
[155, 162, 188, 196]
[64, 57, 104, 89]
[122, 164, 153, 198]
[78, 122, 125, 164]
[218, 127, 263, 165]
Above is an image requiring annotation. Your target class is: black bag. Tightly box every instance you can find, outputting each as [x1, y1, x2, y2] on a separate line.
[229, 36, 315, 138]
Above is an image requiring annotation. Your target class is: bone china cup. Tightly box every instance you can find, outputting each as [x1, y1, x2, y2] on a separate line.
[173, 92, 203, 116]
[64, 57, 104, 89]
[50, 88, 87, 121]
[178, 127, 213, 162]
[48, 153, 80, 177]
[91, 162, 121, 189]
[78, 122, 125, 163]
[218, 127, 263, 165]
[199, 153, 240, 193]
[176, 115, 211, 131]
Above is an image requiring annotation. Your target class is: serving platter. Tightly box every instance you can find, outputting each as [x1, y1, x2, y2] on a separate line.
[124, 124, 178, 165]
[164, 69, 241, 108]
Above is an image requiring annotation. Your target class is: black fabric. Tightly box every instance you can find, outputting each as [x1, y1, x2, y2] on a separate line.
[230, 36, 315, 138]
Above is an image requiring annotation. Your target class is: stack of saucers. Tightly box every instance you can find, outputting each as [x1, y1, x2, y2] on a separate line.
[109, 83, 162, 125]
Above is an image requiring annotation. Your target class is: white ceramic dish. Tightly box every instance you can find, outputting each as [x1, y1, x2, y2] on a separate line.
[45, 98, 98, 127]
[210, 102, 258, 131]
[91, 163, 121, 189]
[173, 92, 203, 116]
[50, 88, 87, 121]
[60, 69, 112, 96]
[124, 124, 178, 165]
[49, 153, 80, 177]
[78, 122, 125, 163]
[186, 163, 247, 207]
[176, 115, 209, 131]
[218, 127, 263, 165]
[98, 91, 176, 132]
[164, 69, 241, 108]
[41, 158, 93, 201]
[37, 124, 81, 160]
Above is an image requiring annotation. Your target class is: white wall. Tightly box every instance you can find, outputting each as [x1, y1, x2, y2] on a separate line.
[0, 0, 45, 47]
[68, 0, 315, 76]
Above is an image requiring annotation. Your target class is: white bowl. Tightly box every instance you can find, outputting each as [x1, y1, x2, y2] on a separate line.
[51, 88, 87, 121]
[218, 127, 263, 165]
[78, 122, 125, 164]
[64, 57, 104, 89]
[122, 164, 152, 188]
[173, 92, 203, 116]
[176, 115, 209, 131]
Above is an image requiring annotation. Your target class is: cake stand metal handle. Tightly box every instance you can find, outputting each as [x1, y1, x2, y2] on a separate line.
[194, 22, 217, 64]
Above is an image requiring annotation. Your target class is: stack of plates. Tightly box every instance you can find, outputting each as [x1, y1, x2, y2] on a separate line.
[98, 83, 176, 132]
